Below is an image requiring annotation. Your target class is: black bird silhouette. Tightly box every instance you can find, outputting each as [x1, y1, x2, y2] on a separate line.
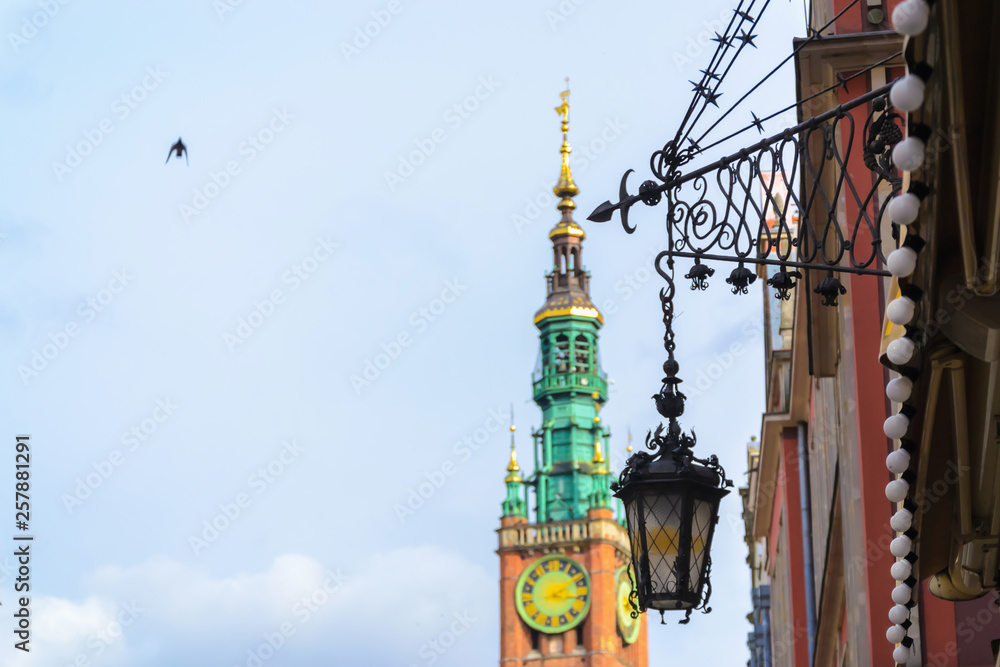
[165, 137, 188, 166]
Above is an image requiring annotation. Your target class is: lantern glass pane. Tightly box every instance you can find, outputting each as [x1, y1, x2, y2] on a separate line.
[688, 497, 714, 593]
[624, 496, 646, 590]
[641, 490, 683, 597]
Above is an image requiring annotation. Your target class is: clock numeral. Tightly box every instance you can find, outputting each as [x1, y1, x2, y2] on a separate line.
[572, 599, 585, 612]
[573, 573, 584, 583]
[576, 586, 589, 597]
[525, 603, 539, 617]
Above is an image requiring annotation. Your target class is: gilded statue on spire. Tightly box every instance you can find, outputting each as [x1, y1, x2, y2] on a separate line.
[553, 78, 579, 211]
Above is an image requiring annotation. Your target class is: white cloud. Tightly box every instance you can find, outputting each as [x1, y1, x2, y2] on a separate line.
[11, 547, 491, 666]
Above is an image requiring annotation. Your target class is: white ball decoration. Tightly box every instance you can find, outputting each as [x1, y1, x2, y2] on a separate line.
[887, 376, 913, 402]
[887, 448, 911, 474]
[889, 604, 909, 624]
[887, 337, 916, 365]
[884, 414, 910, 439]
[892, 582, 913, 604]
[890, 75, 926, 113]
[886, 478, 910, 503]
[887, 624, 906, 644]
[887, 247, 918, 278]
[887, 297, 916, 325]
[891, 508, 914, 532]
[894, 643, 911, 664]
[891, 559, 912, 581]
[891, 535, 914, 558]
[893, 0, 930, 36]
[893, 137, 926, 172]
[889, 192, 921, 225]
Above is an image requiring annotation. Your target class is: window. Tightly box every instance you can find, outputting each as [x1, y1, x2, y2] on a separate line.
[530, 628, 540, 652]
[576, 623, 585, 650]
[554, 335, 569, 373]
[573, 334, 590, 373]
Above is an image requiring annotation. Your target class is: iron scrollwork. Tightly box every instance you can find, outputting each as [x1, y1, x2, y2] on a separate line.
[590, 84, 903, 305]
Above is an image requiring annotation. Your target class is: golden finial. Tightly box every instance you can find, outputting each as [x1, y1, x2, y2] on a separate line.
[505, 404, 522, 482]
[507, 444, 520, 472]
[505, 444, 522, 482]
[592, 438, 608, 474]
[553, 77, 579, 212]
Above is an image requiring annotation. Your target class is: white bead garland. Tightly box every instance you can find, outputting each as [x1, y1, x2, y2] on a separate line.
[892, 0, 930, 36]
[890, 75, 926, 113]
[892, 137, 926, 172]
[889, 604, 909, 625]
[886, 478, 910, 503]
[889, 192, 921, 225]
[891, 559, 912, 581]
[890, 535, 913, 558]
[887, 337, 915, 365]
[886, 448, 911, 475]
[884, 413, 910, 439]
[887, 247, 918, 278]
[890, 508, 913, 532]
[887, 376, 913, 402]
[887, 296, 916, 325]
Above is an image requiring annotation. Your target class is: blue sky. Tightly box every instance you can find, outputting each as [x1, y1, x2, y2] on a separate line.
[1, 0, 803, 664]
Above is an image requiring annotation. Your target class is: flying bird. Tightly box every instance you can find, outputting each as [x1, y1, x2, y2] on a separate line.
[165, 138, 188, 166]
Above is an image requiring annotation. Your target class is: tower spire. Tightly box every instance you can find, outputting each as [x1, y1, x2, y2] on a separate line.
[553, 77, 579, 213]
[502, 404, 526, 518]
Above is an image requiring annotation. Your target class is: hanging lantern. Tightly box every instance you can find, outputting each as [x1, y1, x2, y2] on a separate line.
[612, 255, 733, 624]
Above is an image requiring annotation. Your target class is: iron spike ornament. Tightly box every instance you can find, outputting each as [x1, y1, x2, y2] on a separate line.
[587, 83, 904, 304]
[611, 253, 733, 624]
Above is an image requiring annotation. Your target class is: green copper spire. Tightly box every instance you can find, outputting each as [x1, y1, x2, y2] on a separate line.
[525, 89, 610, 523]
[501, 408, 527, 518]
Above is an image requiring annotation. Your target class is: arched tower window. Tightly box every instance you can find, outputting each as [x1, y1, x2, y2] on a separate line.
[554, 334, 569, 373]
[573, 334, 590, 373]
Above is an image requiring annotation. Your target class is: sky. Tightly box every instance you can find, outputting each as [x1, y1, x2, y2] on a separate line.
[1, 0, 804, 665]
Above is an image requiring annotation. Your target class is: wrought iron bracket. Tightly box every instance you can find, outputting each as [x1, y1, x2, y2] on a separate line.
[589, 83, 903, 304]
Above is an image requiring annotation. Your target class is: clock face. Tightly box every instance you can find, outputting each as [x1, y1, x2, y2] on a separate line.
[616, 566, 641, 644]
[515, 555, 591, 634]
